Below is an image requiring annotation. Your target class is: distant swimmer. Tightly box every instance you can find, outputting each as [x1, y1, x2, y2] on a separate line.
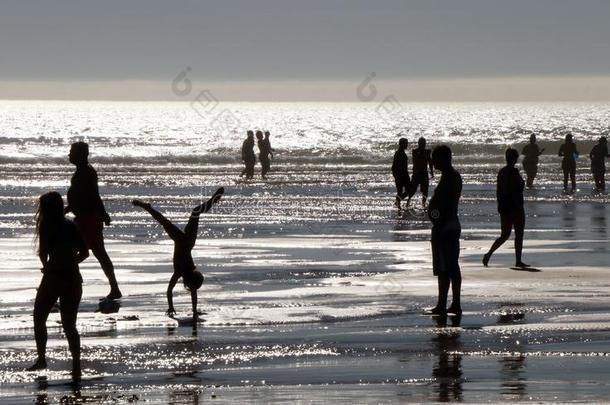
[483, 148, 530, 269]
[132, 187, 224, 321]
[391, 138, 410, 210]
[27, 192, 89, 378]
[521, 134, 544, 188]
[66, 141, 122, 300]
[241, 131, 256, 179]
[589, 136, 609, 193]
[558, 133, 578, 193]
[425, 145, 462, 317]
[407, 137, 434, 208]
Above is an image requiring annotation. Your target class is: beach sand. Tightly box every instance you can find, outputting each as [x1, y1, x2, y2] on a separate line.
[2, 164, 610, 403]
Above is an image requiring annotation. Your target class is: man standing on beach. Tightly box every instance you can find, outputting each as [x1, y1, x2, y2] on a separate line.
[407, 137, 434, 208]
[66, 142, 122, 300]
[426, 145, 462, 316]
[392, 138, 410, 210]
[589, 136, 609, 192]
[241, 131, 256, 179]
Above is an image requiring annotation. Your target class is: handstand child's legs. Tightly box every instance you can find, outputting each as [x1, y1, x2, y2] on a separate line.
[133, 201, 184, 242]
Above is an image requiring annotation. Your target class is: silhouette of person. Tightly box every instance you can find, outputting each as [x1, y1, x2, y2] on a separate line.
[240, 131, 256, 179]
[392, 138, 410, 209]
[521, 134, 544, 188]
[257, 131, 273, 179]
[558, 133, 578, 193]
[426, 145, 462, 316]
[590, 136, 609, 192]
[483, 148, 530, 269]
[261, 131, 275, 179]
[66, 142, 122, 300]
[132, 187, 224, 320]
[407, 137, 434, 208]
[27, 192, 89, 378]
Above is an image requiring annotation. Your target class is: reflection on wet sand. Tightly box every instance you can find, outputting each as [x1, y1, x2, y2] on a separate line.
[431, 317, 463, 402]
[499, 355, 527, 400]
[592, 202, 607, 238]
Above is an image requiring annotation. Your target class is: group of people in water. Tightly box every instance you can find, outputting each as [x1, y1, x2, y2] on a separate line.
[394, 133, 610, 214]
[240, 130, 275, 179]
[25, 131, 610, 378]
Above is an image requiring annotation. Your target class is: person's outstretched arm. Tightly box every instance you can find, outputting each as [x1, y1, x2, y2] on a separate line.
[190, 289, 198, 320]
[428, 152, 434, 178]
[166, 272, 180, 316]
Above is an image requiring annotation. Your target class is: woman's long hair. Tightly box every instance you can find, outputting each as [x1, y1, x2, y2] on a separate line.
[35, 191, 65, 253]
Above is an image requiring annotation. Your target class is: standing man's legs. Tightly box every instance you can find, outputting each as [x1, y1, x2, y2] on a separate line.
[421, 174, 429, 206]
[91, 244, 121, 299]
[562, 167, 569, 191]
[394, 177, 409, 208]
[570, 167, 576, 191]
[76, 214, 122, 299]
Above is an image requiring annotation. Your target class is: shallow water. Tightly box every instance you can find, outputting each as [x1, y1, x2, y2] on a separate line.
[2, 101, 610, 402]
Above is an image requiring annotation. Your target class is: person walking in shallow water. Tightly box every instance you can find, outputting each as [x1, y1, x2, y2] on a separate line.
[425, 145, 462, 316]
[483, 148, 530, 269]
[558, 133, 579, 193]
[589, 136, 609, 193]
[392, 138, 410, 210]
[257, 131, 273, 179]
[66, 141, 122, 300]
[260, 131, 275, 179]
[407, 137, 434, 208]
[27, 192, 88, 378]
[241, 131, 256, 179]
[521, 134, 544, 188]
[132, 187, 224, 320]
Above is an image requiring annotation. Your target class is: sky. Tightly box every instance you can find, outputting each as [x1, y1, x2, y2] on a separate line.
[1, 0, 610, 101]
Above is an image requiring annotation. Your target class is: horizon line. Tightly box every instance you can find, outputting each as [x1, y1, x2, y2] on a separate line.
[2, 75, 610, 102]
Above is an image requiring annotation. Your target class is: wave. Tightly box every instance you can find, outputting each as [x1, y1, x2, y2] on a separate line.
[0, 140, 607, 167]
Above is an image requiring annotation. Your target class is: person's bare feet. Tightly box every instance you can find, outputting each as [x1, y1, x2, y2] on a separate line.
[423, 306, 447, 316]
[26, 358, 47, 371]
[132, 199, 150, 209]
[515, 261, 531, 268]
[482, 253, 491, 267]
[447, 304, 462, 316]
